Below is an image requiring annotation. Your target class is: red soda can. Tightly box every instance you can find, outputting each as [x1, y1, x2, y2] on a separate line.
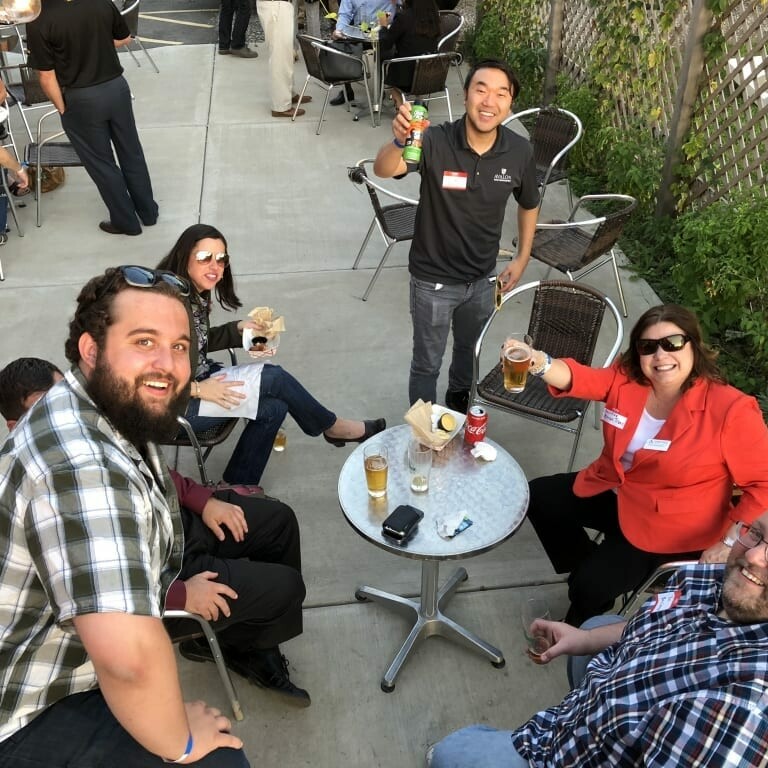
[464, 406, 487, 445]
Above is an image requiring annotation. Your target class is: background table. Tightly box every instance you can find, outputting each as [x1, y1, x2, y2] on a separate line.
[338, 424, 529, 691]
[334, 22, 381, 122]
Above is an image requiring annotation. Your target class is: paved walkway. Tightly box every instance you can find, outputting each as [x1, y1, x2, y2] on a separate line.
[0, 43, 660, 767]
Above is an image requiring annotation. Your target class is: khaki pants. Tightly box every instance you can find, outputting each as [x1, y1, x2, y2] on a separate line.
[256, 0, 295, 112]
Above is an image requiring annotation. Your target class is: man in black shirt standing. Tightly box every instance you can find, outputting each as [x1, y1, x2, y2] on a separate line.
[373, 59, 539, 412]
[27, 0, 159, 236]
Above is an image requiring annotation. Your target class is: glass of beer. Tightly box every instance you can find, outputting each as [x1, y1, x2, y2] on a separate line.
[363, 444, 388, 498]
[503, 333, 533, 393]
[521, 597, 551, 664]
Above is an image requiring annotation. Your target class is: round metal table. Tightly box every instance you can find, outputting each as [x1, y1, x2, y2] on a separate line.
[338, 424, 529, 691]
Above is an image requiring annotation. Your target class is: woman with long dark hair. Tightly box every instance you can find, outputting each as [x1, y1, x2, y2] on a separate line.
[515, 303, 768, 625]
[157, 224, 385, 485]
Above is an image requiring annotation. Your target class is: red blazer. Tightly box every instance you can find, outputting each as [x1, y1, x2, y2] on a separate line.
[550, 361, 768, 553]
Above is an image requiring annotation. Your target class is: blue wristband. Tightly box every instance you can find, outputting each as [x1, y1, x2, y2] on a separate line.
[392, 138, 404, 149]
[165, 733, 193, 764]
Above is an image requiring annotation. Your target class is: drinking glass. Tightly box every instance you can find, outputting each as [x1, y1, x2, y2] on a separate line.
[363, 444, 388, 498]
[521, 597, 551, 663]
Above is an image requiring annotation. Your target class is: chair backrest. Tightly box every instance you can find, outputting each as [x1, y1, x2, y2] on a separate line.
[120, 0, 140, 36]
[20, 66, 49, 106]
[297, 33, 325, 82]
[408, 52, 454, 96]
[437, 11, 463, 53]
[581, 196, 638, 265]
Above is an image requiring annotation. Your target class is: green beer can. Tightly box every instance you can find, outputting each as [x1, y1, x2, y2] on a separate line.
[402, 100, 428, 163]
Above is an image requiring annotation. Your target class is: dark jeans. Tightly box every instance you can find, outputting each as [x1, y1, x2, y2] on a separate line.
[169, 490, 305, 651]
[527, 472, 700, 626]
[408, 275, 494, 405]
[186, 364, 336, 485]
[219, 0, 252, 49]
[0, 689, 249, 767]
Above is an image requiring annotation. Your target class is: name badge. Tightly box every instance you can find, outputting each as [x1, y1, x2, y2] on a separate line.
[644, 438, 671, 451]
[601, 408, 627, 429]
[650, 590, 681, 612]
[442, 171, 468, 190]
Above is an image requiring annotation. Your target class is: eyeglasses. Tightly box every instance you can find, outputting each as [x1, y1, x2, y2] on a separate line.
[735, 521, 768, 565]
[635, 334, 690, 356]
[112, 265, 190, 297]
[194, 250, 230, 267]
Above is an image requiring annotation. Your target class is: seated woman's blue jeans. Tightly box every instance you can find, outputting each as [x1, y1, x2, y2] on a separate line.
[186, 364, 336, 485]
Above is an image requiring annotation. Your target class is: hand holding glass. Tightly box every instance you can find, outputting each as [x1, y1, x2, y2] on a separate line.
[521, 597, 551, 662]
[503, 333, 533, 393]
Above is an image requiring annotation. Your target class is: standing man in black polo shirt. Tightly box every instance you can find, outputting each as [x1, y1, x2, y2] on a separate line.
[27, 0, 159, 237]
[373, 59, 539, 412]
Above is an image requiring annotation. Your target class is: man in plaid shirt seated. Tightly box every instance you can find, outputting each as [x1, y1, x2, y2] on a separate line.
[428, 518, 768, 767]
[0, 267, 249, 767]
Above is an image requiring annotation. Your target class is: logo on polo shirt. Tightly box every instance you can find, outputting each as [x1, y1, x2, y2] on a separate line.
[494, 168, 512, 183]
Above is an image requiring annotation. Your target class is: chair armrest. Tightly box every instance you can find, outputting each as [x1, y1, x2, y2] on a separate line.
[347, 160, 419, 206]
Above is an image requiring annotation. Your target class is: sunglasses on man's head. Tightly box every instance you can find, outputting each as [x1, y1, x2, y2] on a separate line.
[194, 250, 230, 267]
[635, 334, 690, 356]
[116, 265, 190, 297]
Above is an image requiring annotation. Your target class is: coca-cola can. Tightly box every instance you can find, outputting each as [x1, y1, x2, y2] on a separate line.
[464, 405, 487, 445]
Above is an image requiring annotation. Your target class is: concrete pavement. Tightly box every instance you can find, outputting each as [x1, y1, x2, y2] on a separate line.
[0, 43, 661, 767]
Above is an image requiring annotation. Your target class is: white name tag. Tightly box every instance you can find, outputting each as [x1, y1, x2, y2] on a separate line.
[601, 408, 627, 429]
[644, 438, 671, 451]
[650, 590, 681, 612]
[442, 171, 468, 190]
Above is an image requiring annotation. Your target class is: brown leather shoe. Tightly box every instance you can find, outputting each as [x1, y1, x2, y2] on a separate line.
[272, 108, 304, 118]
[291, 93, 312, 104]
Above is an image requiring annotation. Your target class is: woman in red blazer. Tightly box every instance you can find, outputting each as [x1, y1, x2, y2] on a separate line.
[513, 304, 768, 625]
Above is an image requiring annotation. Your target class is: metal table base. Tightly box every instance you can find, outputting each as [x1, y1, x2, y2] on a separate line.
[355, 560, 506, 692]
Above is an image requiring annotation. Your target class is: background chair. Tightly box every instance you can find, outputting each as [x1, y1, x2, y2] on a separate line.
[470, 280, 623, 472]
[119, 0, 160, 74]
[164, 609, 244, 721]
[24, 109, 83, 227]
[347, 158, 418, 301]
[502, 106, 583, 209]
[0, 102, 25, 282]
[4, 65, 53, 143]
[618, 561, 695, 618]
[381, 51, 460, 123]
[172, 414, 239, 486]
[293, 34, 373, 133]
[530, 194, 638, 317]
[437, 11, 464, 85]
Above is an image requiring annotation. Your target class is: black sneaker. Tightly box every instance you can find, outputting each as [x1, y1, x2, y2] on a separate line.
[228, 647, 311, 707]
[445, 388, 470, 414]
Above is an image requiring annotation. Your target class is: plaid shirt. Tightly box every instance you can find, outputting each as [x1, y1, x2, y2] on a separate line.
[0, 367, 184, 743]
[511, 564, 768, 767]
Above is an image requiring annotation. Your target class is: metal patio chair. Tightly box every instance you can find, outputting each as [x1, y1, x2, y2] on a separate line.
[293, 34, 374, 133]
[503, 106, 583, 209]
[119, 0, 160, 73]
[0, 100, 25, 282]
[531, 194, 638, 317]
[470, 281, 623, 472]
[4, 64, 53, 143]
[347, 158, 418, 301]
[618, 561, 695, 618]
[437, 11, 464, 85]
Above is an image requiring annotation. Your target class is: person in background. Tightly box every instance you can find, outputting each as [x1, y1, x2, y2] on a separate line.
[516, 303, 768, 626]
[218, 0, 259, 57]
[0, 267, 247, 766]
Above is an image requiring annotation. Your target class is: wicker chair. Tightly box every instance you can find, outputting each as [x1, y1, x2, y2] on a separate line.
[381, 51, 461, 123]
[293, 34, 374, 133]
[4, 65, 53, 143]
[437, 11, 464, 85]
[502, 106, 583, 209]
[618, 561, 695, 618]
[470, 281, 624, 472]
[347, 158, 418, 301]
[531, 194, 638, 317]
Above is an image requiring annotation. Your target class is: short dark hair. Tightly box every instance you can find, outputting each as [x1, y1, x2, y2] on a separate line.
[0, 357, 63, 421]
[463, 59, 520, 100]
[64, 267, 188, 365]
[620, 304, 725, 391]
[156, 224, 241, 311]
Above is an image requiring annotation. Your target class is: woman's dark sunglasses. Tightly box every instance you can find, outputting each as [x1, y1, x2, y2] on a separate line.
[635, 334, 690, 356]
[194, 250, 230, 267]
[118, 265, 190, 296]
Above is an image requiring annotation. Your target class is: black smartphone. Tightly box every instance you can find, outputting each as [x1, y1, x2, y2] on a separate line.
[382, 504, 424, 544]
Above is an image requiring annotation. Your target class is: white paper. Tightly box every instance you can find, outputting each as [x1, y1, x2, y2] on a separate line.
[197, 363, 264, 420]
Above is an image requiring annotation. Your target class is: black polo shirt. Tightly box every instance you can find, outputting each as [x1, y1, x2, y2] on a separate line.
[407, 116, 539, 284]
[27, 0, 128, 89]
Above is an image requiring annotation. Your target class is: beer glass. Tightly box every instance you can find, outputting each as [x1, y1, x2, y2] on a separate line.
[407, 439, 432, 493]
[503, 333, 533, 393]
[521, 597, 551, 663]
[363, 444, 388, 498]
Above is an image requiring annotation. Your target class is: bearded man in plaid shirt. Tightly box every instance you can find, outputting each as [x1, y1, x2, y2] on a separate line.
[428, 518, 768, 767]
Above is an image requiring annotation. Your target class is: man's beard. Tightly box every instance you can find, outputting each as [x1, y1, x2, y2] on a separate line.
[87, 355, 190, 448]
[720, 557, 768, 624]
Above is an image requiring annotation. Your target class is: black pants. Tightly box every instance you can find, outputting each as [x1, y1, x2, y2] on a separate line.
[219, 0, 251, 49]
[169, 490, 305, 651]
[527, 472, 700, 626]
[61, 76, 158, 234]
